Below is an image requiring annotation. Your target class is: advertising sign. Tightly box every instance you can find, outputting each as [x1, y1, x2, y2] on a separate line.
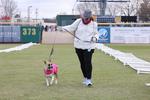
[0, 26, 3, 42]
[0, 26, 20, 43]
[98, 27, 110, 43]
[12, 26, 21, 42]
[3, 26, 12, 42]
[111, 27, 150, 43]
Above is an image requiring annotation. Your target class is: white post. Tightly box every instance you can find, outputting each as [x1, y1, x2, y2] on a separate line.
[27, 6, 32, 22]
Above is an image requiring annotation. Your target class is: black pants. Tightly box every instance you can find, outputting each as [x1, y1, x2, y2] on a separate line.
[75, 48, 94, 79]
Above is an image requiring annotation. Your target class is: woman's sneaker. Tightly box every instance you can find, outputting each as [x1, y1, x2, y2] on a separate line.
[85, 79, 92, 87]
[82, 78, 87, 85]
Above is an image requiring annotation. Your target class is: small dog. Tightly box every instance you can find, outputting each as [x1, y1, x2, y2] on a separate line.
[43, 60, 58, 86]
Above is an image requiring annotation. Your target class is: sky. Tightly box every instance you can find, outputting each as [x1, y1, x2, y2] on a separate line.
[14, 0, 76, 18]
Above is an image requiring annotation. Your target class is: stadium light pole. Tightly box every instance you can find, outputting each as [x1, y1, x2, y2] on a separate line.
[27, 6, 32, 22]
[35, 8, 38, 23]
[0, 5, 3, 16]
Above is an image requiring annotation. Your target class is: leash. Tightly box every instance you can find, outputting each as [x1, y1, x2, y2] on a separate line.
[62, 28, 98, 43]
[48, 32, 57, 61]
[49, 45, 54, 61]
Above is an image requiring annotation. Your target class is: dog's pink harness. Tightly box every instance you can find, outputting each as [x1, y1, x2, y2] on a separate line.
[44, 64, 58, 76]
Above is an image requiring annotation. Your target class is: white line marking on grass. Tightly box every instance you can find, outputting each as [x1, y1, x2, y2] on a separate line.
[0, 42, 37, 53]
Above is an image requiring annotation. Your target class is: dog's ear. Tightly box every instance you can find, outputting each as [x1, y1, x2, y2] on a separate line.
[43, 60, 47, 64]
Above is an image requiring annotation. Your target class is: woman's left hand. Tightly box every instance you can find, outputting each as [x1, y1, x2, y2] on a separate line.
[91, 37, 97, 43]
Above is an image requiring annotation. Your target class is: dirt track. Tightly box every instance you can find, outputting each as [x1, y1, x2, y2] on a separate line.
[42, 31, 74, 44]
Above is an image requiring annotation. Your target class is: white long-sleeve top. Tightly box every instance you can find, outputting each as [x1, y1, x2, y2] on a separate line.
[62, 18, 98, 49]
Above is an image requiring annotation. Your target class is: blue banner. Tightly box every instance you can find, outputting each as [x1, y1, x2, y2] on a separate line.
[3, 26, 12, 42]
[0, 26, 3, 42]
[12, 26, 21, 42]
[0, 26, 21, 42]
[98, 27, 110, 43]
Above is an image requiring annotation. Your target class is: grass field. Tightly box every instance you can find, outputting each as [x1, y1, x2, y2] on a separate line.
[0, 44, 150, 100]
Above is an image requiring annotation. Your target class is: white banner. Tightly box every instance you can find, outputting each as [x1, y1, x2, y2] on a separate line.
[111, 27, 150, 43]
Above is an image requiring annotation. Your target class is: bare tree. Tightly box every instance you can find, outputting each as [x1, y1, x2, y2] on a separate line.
[75, 2, 98, 15]
[138, 0, 150, 22]
[122, 3, 137, 16]
[75, 0, 146, 19]
[0, 0, 18, 18]
[107, 0, 143, 16]
[107, 4, 121, 16]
